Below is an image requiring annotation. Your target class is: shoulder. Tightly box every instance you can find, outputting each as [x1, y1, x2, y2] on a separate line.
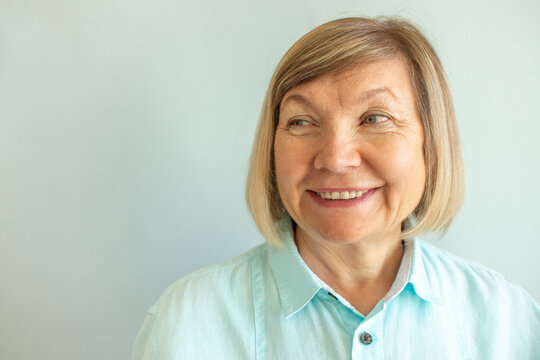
[417, 239, 509, 283]
[416, 239, 531, 297]
[415, 240, 540, 357]
[416, 239, 540, 326]
[132, 243, 268, 359]
[416, 239, 536, 301]
[150, 242, 269, 314]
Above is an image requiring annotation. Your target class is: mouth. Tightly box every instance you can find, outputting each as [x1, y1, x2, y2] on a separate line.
[315, 190, 367, 200]
[307, 188, 378, 208]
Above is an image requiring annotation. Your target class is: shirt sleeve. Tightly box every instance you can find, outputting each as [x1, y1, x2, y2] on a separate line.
[511, 285, 540, 358]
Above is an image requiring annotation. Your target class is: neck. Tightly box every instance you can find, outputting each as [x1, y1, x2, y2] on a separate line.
[295, 227, 404, 314]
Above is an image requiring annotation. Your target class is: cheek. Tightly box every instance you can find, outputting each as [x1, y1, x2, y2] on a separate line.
[274, 138, 290, 185]
[372, 136, 426, 196]
[274, 137, 304, 200]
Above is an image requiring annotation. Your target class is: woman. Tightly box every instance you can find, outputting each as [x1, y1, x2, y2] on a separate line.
[132, 17, 540, 359]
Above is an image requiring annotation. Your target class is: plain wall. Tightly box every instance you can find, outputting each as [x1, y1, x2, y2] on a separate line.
[1, 0, 539, 359]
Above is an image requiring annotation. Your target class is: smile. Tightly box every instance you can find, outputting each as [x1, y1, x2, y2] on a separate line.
[316, 190, 367, 200]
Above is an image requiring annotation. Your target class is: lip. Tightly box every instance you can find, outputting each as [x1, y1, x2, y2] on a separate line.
[311, 187, 373, 192]
[307, 188, 378, 208]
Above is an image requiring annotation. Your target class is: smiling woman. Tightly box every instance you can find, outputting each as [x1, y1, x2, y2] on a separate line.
[274, 60, 426, 245]
[132, 17, 540, 359]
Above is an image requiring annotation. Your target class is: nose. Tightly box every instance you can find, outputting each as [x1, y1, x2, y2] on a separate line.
[313, 130, 362, 172]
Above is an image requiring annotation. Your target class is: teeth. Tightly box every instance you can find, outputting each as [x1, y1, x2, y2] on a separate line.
[316, 190, 367, 200]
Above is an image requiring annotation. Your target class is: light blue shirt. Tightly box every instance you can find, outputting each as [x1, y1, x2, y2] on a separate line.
[132, 222, 540, 359]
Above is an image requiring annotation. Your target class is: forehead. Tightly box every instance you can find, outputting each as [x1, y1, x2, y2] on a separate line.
[280, 58, 415, 109]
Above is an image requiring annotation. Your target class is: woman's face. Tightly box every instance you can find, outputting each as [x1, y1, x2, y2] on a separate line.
[274, 58, 426, 245]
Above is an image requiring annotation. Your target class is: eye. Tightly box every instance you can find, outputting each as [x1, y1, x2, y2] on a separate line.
[362, 113, 390, 125]
[288, 118, 312, 127]
[284, 117, 318, 136]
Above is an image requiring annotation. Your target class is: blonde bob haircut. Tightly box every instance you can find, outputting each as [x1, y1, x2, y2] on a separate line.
[246, 17, 465, 246]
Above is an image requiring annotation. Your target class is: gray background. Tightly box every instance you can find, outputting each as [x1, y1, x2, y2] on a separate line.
[1, 0, 539, 359]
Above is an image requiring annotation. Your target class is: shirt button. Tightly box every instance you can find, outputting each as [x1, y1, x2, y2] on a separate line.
[359, 332, 372, 345]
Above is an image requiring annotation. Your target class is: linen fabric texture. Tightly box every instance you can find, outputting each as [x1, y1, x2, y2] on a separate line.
[132, 220, 540, 359]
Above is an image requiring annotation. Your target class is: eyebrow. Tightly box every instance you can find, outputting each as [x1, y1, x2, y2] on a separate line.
[358, 87, 398, 103]
[281, 87, 398, 108]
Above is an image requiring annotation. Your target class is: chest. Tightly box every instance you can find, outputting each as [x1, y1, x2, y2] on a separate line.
[255, 292, 474, 360]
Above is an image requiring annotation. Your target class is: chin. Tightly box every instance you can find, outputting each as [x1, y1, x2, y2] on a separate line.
[310, 225, 374, 245]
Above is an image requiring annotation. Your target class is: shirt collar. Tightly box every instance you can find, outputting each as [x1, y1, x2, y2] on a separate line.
[382, 238, 443, 305]
[267, 217, 443, 318]
[408, 239, 444, 304]
[267, 217, 321, 319]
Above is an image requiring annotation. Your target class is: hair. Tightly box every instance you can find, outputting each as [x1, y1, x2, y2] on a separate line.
[246, 17, 465, 246]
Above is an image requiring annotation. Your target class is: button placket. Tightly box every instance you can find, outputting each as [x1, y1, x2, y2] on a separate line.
[351, 314, 385, 360]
